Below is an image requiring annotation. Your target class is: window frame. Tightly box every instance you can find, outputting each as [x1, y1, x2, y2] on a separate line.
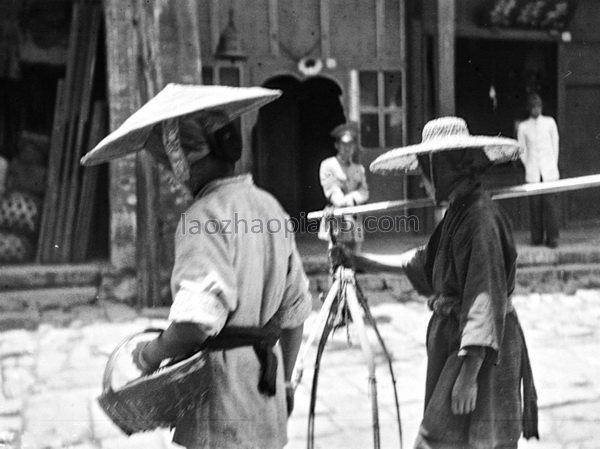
[357, 69, 406, 150]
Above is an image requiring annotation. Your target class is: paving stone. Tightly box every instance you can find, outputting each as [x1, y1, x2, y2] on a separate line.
[0, 398, 22, 416]
[21, 389, 96, 449]
[68, 305, 107, 328]
[1, 366, 35, 400]
[0, 287, 598, 448]
[88, 398, 123, 442]
[0, 309, 41, 332]
[0, 330, 36, 359]
[0, 428, 20, 447]
[101, 301, 138, 323]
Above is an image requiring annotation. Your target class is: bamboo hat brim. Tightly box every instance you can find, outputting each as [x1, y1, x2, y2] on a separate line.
[80, 84, 281, 166]
[370, 117, 523, 175]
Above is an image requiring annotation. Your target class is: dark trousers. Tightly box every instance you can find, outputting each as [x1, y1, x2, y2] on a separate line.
[529, 193, 560, 244]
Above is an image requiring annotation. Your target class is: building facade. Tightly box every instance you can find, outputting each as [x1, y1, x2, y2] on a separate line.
[2, 0, 599, 305]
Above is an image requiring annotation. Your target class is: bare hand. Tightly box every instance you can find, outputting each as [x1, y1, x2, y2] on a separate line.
[131, 341, 159, 375]
[451, 366, 478, 415]
[285, 384, 295, 417]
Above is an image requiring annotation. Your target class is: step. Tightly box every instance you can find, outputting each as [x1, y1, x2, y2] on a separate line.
[0, 263, 107, 291]
[307, 263, 600, 298]
[0, 286, 99, 312]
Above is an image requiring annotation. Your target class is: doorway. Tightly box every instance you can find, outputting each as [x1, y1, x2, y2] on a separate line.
[456, 38, 558, 137]
[455, 38, 558, 229]
[253, 75, 346, 218]
[0, 1, 110, 264]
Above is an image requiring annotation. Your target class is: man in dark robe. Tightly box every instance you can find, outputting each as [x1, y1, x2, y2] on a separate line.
[357, 117, 539, 449]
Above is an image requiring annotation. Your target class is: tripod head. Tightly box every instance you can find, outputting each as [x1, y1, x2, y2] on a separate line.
[328, 241, 354, 273]
[322, 207, 356, 273]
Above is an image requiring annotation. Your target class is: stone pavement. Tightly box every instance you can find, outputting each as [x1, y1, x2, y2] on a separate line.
[1, 289, 599, 449]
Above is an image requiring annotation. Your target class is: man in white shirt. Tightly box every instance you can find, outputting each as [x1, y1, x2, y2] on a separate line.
[319, 122, 369, 253]
[517, 93, 560, 248]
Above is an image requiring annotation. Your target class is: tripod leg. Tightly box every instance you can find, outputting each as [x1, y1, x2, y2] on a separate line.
[307, 287, 340, 449]
[355, 283, 403, 449]
[292, 278, 341, 388]
[345, 282, 381, 449]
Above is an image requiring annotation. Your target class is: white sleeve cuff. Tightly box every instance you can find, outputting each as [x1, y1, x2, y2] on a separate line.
[169, 277, 228, 336]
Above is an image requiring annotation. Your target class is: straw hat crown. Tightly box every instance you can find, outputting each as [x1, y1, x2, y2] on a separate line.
[422, 116, 470, 142]
[370, 116, 523, 174]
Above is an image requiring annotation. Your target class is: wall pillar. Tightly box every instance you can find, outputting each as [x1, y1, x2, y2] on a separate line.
[102, 0, 202, 305]
[435, 0, 455, 116]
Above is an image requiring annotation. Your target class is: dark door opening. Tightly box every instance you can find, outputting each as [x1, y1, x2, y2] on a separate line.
[0, 2, 110, 264]
[456, 38, 557, 137]
[253, 76, 346, 218]
[455, 38, 558, 229]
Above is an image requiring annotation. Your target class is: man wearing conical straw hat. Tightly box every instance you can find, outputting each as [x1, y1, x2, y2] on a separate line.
[82, 84, 313, 449]
[358, 116, 539, 449]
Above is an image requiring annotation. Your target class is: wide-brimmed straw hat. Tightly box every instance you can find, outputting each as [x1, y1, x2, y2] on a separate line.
[370, 116, 522, 174]
[80, 84, 281, 166]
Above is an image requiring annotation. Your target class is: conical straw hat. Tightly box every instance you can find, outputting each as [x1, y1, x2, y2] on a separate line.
[81, 84, 281, 166]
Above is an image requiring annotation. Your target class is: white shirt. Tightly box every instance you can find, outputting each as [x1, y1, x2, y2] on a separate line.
[319, 156, 369, 206]
[517, 115, 560, 183]
[171, 175, 312, 449]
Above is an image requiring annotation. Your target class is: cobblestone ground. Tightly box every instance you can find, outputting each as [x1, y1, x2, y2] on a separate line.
[1, 290, 599, 449]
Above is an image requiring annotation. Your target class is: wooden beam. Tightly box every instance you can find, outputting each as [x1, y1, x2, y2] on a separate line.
[375, 0, 384, 60]
[176, 0, 203, 83]
[62, 4, 102, 261]
[268, 0, 279, 57]
[209, 0, 220, 57]
[36, 79, 65, 262]
[436, 0, 455, 116]
[135, 0, 162, 308]
[320, 0, 330, 60]
[349, 70, 360, 122]
[73, 101, 106, 262]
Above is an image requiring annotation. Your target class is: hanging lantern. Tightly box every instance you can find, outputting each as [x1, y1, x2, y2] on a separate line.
[215, 9, 247, 62]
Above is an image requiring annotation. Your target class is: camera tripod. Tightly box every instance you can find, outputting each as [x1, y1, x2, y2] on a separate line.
[291, 237, 403, 449]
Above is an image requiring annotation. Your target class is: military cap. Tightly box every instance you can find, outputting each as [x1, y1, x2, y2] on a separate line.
[330, 122, 359, 143]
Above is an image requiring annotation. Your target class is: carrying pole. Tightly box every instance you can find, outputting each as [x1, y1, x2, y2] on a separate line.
[306, 174, 600, 220]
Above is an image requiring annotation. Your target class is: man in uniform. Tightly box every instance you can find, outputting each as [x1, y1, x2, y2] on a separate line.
[318, 122, 369, 253]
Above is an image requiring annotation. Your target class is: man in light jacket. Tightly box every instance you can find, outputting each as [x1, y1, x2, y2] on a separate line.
[517, 93, 560, 248]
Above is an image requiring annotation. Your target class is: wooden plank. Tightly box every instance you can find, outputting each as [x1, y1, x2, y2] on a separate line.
[72, 101, 106, 262]
[51, 1, 90, 262]
[319, 0, 330, 60]
[268, 0, 280, 57]
[176, 0, 203, 83]
[436, 0, 455, 116]
[375, 0, 384, 59]
[135, 0, 162, 308]
[38, 2, 82, 263]
[36, 79, 65, 263]
[209, 0, 220, 57]
[61, 4, 102, 261]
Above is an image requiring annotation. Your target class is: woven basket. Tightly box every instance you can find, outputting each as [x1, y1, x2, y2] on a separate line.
[98, 329, 210, 435]
[0, 191, 41, 235]
[0, 230, 33, 263]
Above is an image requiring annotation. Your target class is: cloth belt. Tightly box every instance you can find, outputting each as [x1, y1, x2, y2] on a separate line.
[428, 294, 515, 317]
[201, 325, 282, 397]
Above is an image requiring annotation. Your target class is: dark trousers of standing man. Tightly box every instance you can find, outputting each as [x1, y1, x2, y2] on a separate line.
[529, 193, 560, 246]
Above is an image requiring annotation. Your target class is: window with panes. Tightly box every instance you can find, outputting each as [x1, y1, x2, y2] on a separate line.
[358, 70, 404, 149]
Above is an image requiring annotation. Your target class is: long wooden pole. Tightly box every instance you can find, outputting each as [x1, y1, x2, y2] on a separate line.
[62, 4, 102, 261]
[306, 174, 600, 220]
